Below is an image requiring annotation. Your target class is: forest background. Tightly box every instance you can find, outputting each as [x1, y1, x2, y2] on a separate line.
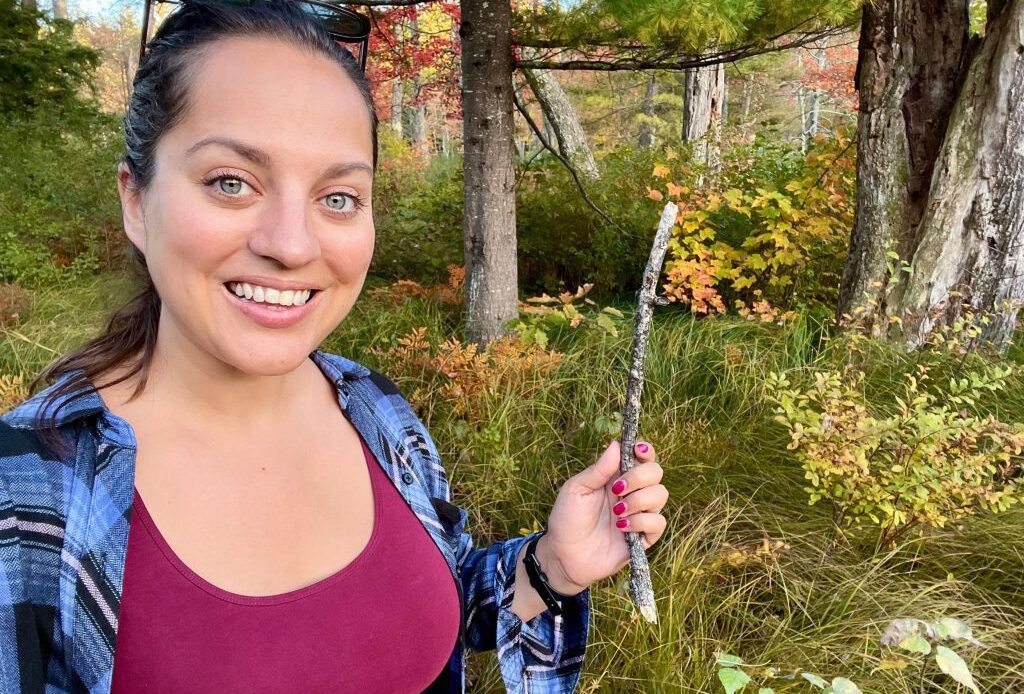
[2, 0, 1024, 691]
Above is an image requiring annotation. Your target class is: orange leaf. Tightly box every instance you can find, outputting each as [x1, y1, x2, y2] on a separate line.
[647, 188, 665, 201]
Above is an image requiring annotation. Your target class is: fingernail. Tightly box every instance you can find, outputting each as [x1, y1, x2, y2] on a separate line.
[613, 501, 627, 515]
[616, 518, 629, 529]
[636, 443, 650, 454]
[612, 480, 626, 495]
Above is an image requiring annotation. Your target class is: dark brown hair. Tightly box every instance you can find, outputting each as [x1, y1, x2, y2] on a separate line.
[31, 0, 378, 430]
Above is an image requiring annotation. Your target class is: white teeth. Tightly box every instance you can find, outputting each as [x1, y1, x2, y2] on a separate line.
[228, 283, 313, 307]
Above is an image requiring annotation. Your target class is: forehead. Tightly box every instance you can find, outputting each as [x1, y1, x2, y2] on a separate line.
[165, 36, 373, 166]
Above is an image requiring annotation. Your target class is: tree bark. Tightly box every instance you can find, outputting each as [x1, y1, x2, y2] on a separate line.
[390, 21, 404, 137]
[837, 0, 972, 335]
[460, 0, 518, 345]
[637, 74, 658, 149]
[52, 0, 66, 19]
[521, 53, 600, 179]
[885, 0, 1024, 348]
[682, 61, 725, 178]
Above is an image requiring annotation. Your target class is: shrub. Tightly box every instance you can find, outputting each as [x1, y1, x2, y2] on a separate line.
[371, 131, 464, 284]
[768, 363, 1024, 544]
[659, 131, 855, 316]
[0, 111, 124, 286]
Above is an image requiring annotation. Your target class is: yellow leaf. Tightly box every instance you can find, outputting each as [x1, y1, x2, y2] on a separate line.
[652, 164, 671, 179]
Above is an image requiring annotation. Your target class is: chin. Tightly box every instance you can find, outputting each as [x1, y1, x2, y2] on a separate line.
[216, 338, 321, 377]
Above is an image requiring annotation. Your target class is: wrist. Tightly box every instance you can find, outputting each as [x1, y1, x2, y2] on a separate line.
[535, 533, 588, 597]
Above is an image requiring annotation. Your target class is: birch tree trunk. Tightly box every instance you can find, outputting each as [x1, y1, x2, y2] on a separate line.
[521, 51, 600, 179]
[52, 0, 66, 19]
[638, 74, 658, 149]
[460, 0, 518, 345]
[885, 0, 1024, 348]
[682, 61, 725, 179]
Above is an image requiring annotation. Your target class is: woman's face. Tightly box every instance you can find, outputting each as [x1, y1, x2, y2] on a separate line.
[118, 36, 375, 376]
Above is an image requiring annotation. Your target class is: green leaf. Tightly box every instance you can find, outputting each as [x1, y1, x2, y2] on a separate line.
[898, 634, 932, 655]
[801, 672, 828, 689]
[935, 646, 979, 694]
[831, 677, 863, 694]
[758, 689, 774, 694]
[596, 313, 619, 336]
[718, 667, 751, 694]
[717, 654, 745, 667]
[933, 617, 981, 645]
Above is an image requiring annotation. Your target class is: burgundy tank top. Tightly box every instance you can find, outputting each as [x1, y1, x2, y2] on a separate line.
[110, 438, 460, 693]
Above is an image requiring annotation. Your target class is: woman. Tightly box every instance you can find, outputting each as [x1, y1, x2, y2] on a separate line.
[0, 1, 669, 692]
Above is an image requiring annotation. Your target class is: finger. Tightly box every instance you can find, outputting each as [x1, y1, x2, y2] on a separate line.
[632, 441, 657, 464]
[610, 484, 669, 517]
[614, 512, 667, 549]
[609, 461, 664, 497]
[570, 440, 621, 493]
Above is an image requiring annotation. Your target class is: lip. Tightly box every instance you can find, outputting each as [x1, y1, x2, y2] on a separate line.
[222, 283, 320, 329]
[224, 276, 323, 292]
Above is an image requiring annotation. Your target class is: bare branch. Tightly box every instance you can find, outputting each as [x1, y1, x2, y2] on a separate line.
[618, 201, 678, 624]
[515, 28, 848, 71]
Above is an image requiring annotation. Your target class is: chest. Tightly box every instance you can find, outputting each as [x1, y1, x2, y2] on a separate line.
[130, 410, 375, 597]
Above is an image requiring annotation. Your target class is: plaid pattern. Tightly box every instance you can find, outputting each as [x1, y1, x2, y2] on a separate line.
[0, 350, 589, 693]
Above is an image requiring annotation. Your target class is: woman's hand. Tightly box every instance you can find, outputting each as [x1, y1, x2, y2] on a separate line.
[537, 440, 668, 594]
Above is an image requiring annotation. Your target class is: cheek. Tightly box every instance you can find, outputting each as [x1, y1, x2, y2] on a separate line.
[323, 228, 375, 281]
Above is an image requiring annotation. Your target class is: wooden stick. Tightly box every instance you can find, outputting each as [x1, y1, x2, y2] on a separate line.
[619, 201, 677, 624]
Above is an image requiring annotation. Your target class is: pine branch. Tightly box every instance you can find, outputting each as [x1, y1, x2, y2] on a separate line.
[618, 201, 677, 624]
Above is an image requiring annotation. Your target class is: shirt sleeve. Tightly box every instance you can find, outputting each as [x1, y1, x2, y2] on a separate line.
[456, 528, 590, 694]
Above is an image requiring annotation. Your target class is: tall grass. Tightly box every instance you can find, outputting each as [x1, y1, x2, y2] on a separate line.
[2, 274, 1023, 692]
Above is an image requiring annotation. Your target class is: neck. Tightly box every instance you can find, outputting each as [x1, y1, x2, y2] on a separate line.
[101, 318, 328, 434]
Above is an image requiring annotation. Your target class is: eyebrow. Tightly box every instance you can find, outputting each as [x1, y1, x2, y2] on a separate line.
[185, 136, 373, 178]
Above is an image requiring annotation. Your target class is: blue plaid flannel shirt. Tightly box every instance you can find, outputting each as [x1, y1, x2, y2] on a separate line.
[0, 350, 589, 693]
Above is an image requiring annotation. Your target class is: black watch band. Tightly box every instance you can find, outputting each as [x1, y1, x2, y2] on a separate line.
[523, 532, 574, 616]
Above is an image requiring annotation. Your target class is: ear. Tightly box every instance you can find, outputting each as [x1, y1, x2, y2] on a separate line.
[117, 161, 147, 255]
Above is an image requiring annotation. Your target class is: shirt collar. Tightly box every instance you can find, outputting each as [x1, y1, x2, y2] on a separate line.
[4, 349, 371, 433]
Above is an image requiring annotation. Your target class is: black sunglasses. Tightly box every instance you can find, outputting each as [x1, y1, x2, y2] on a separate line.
[139, 0, 371, 71]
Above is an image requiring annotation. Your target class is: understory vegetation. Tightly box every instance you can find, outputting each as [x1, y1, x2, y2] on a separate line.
[3, 273, 1023, 692]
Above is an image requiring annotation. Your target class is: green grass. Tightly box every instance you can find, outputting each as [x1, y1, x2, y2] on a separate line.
[3, 273, 1023, 693]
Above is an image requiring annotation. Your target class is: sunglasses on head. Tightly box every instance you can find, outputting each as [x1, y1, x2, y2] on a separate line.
[139, 0, 371, 71]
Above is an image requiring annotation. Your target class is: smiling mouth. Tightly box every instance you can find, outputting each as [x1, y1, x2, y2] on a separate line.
[224, 281, 319, 307]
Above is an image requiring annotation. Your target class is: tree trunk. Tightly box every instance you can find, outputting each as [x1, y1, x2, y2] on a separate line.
[884, 0, 1024, 349]
[52, 0, 66, 19]
[521, 53, 600, 179]
[638, 74, 658, 149]
[390, 22, 404, 137]
[22, 0, 36, 11]
[837, 0, 972, 336]
[682, 61, 725, 178]
[405, 16, 428, 154]
[460, 0, 518, 345]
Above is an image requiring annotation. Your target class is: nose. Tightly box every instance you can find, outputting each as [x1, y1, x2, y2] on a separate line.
[247, 189, 321, 268]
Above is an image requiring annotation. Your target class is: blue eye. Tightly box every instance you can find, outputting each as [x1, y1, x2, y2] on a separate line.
[218, 177, 246, 195]
[324, 193, 356, 212]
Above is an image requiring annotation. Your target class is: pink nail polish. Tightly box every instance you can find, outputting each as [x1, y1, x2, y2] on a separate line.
[616, 518, 629, 529]
[637, 443, 649, 454]
[613, 501, 626, 515]
[612, 480, 626, 495]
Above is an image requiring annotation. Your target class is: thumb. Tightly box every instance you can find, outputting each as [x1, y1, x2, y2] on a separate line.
[570, 440, 622, 493]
